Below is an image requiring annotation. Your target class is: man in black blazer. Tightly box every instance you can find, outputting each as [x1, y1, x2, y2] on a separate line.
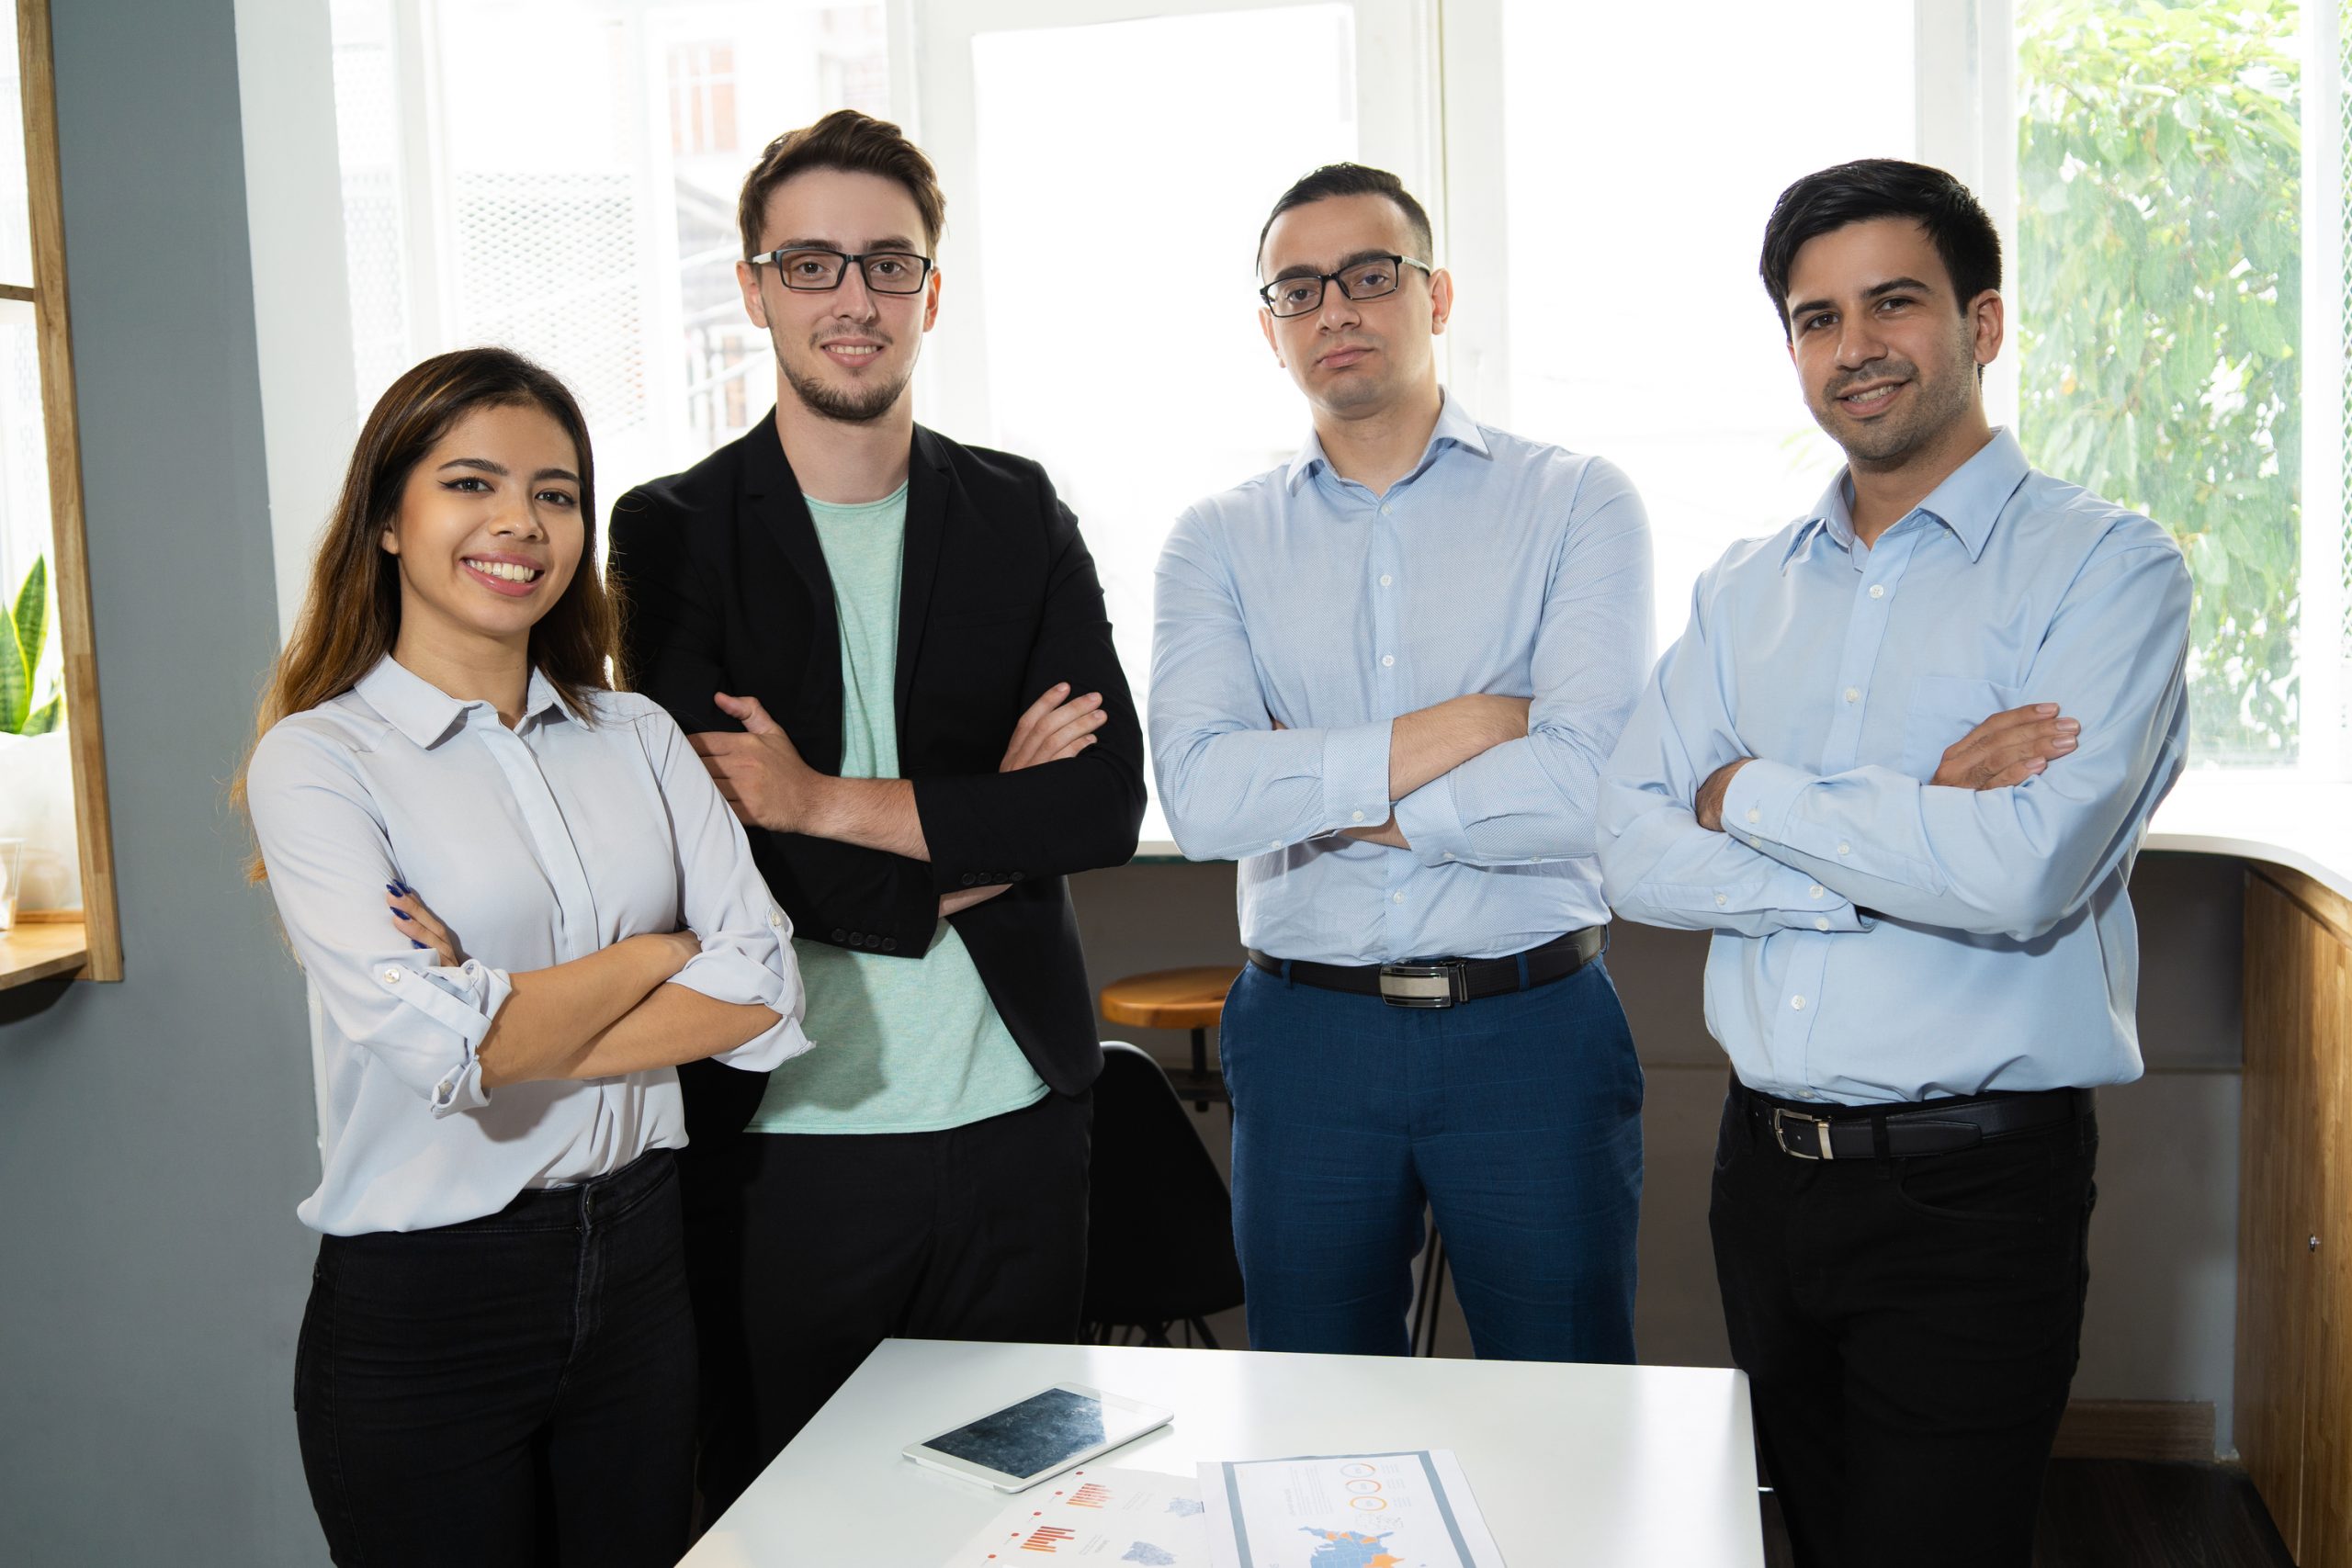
[607, 110, 1143, 1516]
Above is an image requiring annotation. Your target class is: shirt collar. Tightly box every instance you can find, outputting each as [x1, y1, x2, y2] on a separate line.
[356, 653, 571, 749]
[1783, 427, 2030, 569]
[1283, 387, 1492, 493]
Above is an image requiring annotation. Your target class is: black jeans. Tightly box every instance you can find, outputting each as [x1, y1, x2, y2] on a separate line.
[682, 1089, 1092, 1519]
[294, 1149, 696, 1568]
[1709, 1080, 2098, 1568]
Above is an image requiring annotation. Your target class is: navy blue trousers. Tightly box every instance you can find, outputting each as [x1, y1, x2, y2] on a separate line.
[1220, 957, 1643, 1360]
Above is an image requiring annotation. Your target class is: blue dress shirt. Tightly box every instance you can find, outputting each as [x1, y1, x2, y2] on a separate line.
[248, 656, 811, 1235]
[1152, 393, 1654, 964]
[1597, 429, 2191, 1104]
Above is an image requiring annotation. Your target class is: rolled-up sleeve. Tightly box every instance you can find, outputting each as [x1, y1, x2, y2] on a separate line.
[1150, 508, 1393, 860]
[644, 703, 813, 1071]
[248, 727, 511, 1116]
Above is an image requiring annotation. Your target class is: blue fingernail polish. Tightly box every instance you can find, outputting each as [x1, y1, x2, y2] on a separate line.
[411, 939, 427, 950]
[392, 908, 411, 920]
[386, 884, 401, 897]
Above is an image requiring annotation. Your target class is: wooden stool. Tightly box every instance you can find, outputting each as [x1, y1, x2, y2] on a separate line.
[1099, 965, 1241, 1111]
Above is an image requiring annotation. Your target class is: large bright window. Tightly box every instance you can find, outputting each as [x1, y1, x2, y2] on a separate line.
[322, 0, 2351, 850]
[329, 0, 890, 506]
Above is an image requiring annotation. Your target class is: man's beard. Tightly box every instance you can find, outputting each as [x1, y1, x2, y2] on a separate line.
[783, 351, 913, 424]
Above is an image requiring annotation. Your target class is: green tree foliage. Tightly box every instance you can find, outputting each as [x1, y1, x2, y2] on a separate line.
[2018, 0, 2302, 763]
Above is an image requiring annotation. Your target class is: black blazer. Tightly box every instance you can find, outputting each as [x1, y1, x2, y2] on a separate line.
[607, 416, 1144, 1134]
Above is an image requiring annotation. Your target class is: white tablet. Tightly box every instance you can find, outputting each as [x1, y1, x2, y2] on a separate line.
[902, 1382, 1173, 1492]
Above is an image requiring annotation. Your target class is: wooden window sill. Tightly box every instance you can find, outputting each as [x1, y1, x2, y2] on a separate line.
[0, 915, 89, 989]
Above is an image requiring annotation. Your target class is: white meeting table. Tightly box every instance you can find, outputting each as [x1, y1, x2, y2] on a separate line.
[679, 1337, 1765, 1566]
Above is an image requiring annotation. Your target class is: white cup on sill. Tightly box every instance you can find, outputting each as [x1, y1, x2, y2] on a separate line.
[0, 838, 23, 931]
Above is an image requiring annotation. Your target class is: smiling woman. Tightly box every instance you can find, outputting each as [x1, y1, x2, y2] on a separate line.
[235, 344, 811, 1565]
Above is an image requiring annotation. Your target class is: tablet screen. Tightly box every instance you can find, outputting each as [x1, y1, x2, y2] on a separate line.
[922, 1387, 1147, 1480]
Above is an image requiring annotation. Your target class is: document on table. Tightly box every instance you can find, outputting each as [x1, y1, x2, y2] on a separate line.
[1198, 1450, 1507, 1568]
[944, 1466, 1209, 1565]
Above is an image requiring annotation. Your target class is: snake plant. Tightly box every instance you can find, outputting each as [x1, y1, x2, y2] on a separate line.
[2, 555, 62, 736]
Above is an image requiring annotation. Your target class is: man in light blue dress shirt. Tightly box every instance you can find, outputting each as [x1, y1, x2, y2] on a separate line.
[1152, 164, 1655, 1360]
[1598, 161, 2191, 1568]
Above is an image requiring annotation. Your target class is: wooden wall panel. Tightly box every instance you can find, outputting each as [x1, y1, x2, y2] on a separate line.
[2242, 868, 2352, 1568]
[2241, 873, 2318, 1558]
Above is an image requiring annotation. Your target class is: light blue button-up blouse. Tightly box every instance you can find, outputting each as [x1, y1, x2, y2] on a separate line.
[248, 656, 810, 1235]
[1598, 430, 2191, 1104]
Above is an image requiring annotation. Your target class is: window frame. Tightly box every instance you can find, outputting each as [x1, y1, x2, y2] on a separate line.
[0, 0, 122, 987]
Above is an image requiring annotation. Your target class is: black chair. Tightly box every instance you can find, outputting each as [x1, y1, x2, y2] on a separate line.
[1080, 1043, 1246, 1348]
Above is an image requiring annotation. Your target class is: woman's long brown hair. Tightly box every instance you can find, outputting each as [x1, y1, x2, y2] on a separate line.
[237, 347, 622, 880]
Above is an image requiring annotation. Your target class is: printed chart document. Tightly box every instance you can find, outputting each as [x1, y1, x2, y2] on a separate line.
[1197, 1450, 1507, 1568]
[944, 1466, 1208, 1565]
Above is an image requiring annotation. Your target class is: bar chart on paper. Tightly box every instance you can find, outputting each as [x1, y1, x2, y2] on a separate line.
[1200, 1450, 1509, 1568]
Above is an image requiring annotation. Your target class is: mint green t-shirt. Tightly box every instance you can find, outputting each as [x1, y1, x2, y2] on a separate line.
[751, 483, 1049, 1134]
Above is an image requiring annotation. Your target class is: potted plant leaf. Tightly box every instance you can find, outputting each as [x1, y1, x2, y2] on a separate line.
[0, 555, 81, 912]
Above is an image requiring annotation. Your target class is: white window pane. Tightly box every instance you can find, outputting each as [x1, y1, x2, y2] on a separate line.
[1, 0, 32, 288]
[0, 299, 59, 701]
[330, 0, 890, 505]
[970, 6, 1359, 845]
[1500, 0, 1914, 652]
[2015, 1, 2305, 768]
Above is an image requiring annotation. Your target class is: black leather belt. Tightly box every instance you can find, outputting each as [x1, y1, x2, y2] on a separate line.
[1247, 926, 1606, 1010]
[1734, 1078, 2092, 1160]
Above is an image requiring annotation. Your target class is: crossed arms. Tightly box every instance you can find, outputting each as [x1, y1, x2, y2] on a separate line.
[1597, 543, 2193, 943]
[1148, 473, 1654, 865]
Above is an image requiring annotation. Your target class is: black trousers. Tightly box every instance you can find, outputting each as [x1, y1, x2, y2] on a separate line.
[294, 1149, 697, 1568]
[1709, 1080, 2098, 1568]
[682, 1089, 1092, 1519]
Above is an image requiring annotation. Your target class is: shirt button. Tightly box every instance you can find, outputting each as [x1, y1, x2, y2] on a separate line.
[1352, 810, 1365, 822]
[1442, 852, 1454, 862]
[1748, 835, 1762, 849]
[1379, 573, 1393, 586]
[1269, 840, 1282, 852]
[1837, 841, 1851, 856]
[436, 1078, 454, 1099]
[1844, 687, 1860, 704]
[1714, 893, 1728, 906]
[1869, 584, 1885, 599]
[1381, 654, 1395, 668]
[1808, 884, 1824, 898]
[1380, 503, 1392, 515]
[1791, 995, 1806, 1010]
[1815, 916, 1832, 931]
[1745, 807, 1759, 824]
[381, 968, 401, 984]
[1391, 891, 1405, 904]
[767, 911, 783, 927]
[1799, 1089, 1821, 1100]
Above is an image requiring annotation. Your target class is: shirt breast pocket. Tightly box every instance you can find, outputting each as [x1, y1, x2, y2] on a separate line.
[1900, 674, 2027, 780]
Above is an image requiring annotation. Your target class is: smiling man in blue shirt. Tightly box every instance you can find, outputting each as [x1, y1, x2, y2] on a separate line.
[1152, 164, 1655, 1361]
[1598, 161, 2191, 1568]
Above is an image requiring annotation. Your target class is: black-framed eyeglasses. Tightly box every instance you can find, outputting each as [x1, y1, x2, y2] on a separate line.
[752, 246, 936, 294]
[1258, 254, 1432, 317]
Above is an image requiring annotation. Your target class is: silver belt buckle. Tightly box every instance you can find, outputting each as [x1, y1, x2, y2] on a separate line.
[1378, 959, 1468, 1009]
[1770, 1107, 1836, 1160]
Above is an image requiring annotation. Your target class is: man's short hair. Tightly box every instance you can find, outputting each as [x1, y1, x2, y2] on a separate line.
[1256, 164, 1435, 275]
[736, 109, 946, 259]
[1758, 159, 2001, 335]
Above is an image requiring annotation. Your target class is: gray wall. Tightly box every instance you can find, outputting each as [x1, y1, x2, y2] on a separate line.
[1073, 850, 2250, 1443]
[0, 4, 2261, 1558]
[0, 1, 322, 1562]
